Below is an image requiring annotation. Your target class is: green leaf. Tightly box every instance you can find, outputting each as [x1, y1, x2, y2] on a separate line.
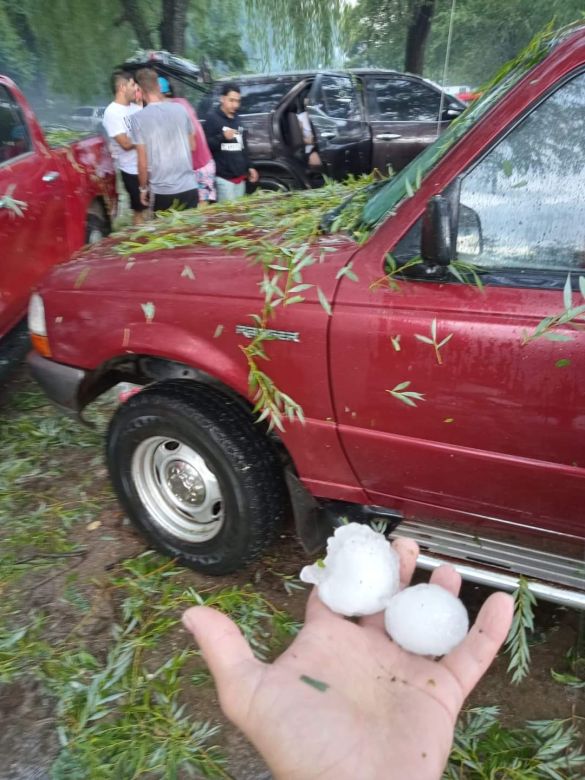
[404, 177, 414, 198]
[511, 180, 528, 189]
[579, 275, 585, 299]
[390, 335, 401, 352]
[431, 318, 437, 341]
[299, 674, 330, 692]
[392, 381, 411, 392]
[555, 358, 571, 368]
[141, 302, 156, 323]
[502, 160, 513, 177]
[317, 287, 332, 316]
[415, 334, 434, 345]
[438, 333, 454, 348]
[284, 295, 305, 305]
[544, 332, 573, 342]
[563, 274, 572, 311]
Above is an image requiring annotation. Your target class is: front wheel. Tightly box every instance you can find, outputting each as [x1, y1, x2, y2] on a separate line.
[106, 380, 287, 574]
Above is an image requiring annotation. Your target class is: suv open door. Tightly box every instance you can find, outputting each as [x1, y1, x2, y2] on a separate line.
[307, 73, 371, 180]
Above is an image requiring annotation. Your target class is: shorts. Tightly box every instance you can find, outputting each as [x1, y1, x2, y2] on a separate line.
[153, 188, 199, 211]
[195, 159, 216, 202]
[120, 170, 148, 212]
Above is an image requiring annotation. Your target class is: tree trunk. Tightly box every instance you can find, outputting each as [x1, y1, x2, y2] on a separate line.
[404, 0, 436, 74]
[118, 0, 156, 49]
[159, 0, 189, 55]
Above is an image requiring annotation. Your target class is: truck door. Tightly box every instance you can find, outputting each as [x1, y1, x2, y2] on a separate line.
[365, 74, 462, 173]
[329, 69, 585, 538]
[0, 82, 66, 337]
[307, 73, 370, 179]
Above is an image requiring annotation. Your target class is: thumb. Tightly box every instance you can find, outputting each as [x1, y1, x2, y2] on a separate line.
[182, 606, 263, 721]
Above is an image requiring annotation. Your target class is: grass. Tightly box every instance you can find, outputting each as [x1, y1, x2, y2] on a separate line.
[0, 381, 302, 777]
[0, 379, 583, 778]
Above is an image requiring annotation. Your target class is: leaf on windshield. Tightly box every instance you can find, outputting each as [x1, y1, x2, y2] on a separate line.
[502, 160, 513, 177]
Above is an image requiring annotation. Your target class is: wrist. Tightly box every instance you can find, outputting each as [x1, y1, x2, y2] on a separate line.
[139, 186, 148, 193]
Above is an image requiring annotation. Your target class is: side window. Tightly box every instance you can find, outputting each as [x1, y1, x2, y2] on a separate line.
[238, 81, 296, 114]
[369, 78, 442, 121]
[458, 71, 585, 272]
[313, 76, 360, 121]
[0, 85, 32, 164]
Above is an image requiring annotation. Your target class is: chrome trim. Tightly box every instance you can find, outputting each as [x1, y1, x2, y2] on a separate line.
[413, 552, 585, 610]
[235, 324, 300, 342]
[391, 519, 585, 610]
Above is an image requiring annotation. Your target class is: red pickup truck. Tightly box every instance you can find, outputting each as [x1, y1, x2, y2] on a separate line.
[28, 27, 585, 608]
[0, 76, 116, 351]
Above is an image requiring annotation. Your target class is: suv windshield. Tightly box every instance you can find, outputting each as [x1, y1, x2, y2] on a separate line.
[356, 23, 582, 233]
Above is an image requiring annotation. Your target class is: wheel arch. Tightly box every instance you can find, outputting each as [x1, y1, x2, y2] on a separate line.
[79, 353, 300, 477]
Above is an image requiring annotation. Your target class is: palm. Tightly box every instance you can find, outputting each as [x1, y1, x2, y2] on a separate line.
[183, 539, 513, 780]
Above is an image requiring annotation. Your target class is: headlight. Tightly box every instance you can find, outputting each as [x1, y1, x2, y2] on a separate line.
[28, 293, 47, 335]
[28, 293, 51, 357]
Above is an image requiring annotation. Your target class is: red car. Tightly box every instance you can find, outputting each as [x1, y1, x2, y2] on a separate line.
[0, 76, 116, 350]
[28, 27, 585, 608]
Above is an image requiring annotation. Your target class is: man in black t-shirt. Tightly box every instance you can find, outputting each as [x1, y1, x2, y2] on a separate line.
[204, 83, 258, 202]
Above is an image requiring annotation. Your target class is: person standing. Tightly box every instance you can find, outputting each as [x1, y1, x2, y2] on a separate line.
[158, 76, 216, 204]
[102, 71, 146, 225]
[204, 83, 258, 202]
[130, 68, 198, 212]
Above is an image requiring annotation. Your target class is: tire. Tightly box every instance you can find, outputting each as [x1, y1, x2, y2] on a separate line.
[256, 176, 295, 193]
[85, 208, 109, 245]
[106, 380, 287, 574]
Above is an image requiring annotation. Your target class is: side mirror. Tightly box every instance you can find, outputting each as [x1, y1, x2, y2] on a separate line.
[421, 195, 453, 266]
[442, 107, 463, 120]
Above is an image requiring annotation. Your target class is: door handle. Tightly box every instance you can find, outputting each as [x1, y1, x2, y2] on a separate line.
[42, 171, 60, 183]
[320, 131, 336, 139]
[375, 133, 402, 140]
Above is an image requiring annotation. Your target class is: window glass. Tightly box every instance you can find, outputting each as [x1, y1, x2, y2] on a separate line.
[198, 79, 297, 116]
[238, 80, 296, 114]
[74, 107, 93, 117]
[370, 78, 442, 121]
[314, 76, 360, 121]
[458, 72, 585, 272]
[0, 85, 31, 163]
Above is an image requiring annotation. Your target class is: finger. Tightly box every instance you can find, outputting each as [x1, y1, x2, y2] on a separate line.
[440, 591, 514, 702]
[360, 539, 421, 632]
[182, 606, 259, 683]
[304, 585, 340, 623]
[429, 564, 462, 596]
[392, 537, 420, 587]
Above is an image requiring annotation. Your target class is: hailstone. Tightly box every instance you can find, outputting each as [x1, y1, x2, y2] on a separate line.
[300, 522, 400, 616]
[384, 583, 469, 656]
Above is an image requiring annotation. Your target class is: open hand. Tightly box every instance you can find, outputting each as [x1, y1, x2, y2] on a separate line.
[183, 539, 513, 780]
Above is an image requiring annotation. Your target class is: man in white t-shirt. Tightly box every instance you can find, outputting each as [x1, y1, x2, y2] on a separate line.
[102, 71, 145, 225]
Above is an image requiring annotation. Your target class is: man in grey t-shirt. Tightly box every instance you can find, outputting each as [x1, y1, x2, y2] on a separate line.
[131, 68, 198, 211]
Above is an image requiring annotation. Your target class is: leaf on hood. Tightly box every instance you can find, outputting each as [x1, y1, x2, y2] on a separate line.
[141, 302, 156, 323]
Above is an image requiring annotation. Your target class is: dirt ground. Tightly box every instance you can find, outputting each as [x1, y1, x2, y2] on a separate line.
[0, 366, 583, 779]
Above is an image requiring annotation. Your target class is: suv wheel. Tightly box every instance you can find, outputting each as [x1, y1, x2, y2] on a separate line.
[257, 176, 295, 192]
[106, 380, 286, 574]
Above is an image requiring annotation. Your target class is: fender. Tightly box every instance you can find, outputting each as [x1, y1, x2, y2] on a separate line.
[101, 321, 250, 398]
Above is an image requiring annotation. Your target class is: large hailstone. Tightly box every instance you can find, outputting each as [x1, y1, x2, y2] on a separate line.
[384, 583, 469, 656]
[300, 522, 400, 616]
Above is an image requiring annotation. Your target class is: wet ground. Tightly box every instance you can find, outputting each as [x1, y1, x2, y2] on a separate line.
[0, 365, 583, 779]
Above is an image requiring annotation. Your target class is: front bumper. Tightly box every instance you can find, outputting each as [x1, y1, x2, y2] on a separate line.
[27, 351, 88, 415]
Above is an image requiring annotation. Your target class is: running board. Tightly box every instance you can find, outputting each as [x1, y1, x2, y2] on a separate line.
[391, 521, 585, 610]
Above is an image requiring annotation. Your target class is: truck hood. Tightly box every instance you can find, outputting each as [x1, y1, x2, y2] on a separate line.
[40, 231, 359, 300]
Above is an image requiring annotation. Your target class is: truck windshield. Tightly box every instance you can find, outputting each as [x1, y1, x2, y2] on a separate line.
[356, 23, 582, 233]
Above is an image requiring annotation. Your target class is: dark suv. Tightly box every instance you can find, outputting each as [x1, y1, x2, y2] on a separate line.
[197, 70, 466, 191]
[121, 54, 465, 192]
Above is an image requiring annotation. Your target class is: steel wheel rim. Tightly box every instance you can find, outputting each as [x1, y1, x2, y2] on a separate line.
[132, 436, 224, 543]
